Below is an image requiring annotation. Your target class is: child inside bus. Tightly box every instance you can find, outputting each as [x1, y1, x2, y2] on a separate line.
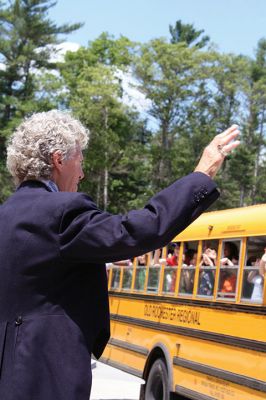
[166, 243, 180, 266]
[179, 249, 197, 294]
[219, 241, 239, 297]
[247, 248, 266, 302]
[135, 253, 148, 290]
[198, 248, 216, 296]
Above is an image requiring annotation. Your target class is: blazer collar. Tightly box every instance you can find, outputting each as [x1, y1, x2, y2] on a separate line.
[17, 180, 59, 193]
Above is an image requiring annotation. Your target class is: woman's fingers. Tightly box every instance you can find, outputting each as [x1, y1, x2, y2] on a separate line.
[218, 124, 239, 138]
[194, 124, 241, 178]
[215, 125, 241, 157]
[223, 140, 241, 154]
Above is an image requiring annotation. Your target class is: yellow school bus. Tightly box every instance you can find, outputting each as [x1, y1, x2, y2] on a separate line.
[101, 205, 266, 400]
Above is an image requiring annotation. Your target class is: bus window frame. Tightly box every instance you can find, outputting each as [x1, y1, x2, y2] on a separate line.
[174, 242, 184, 296]
[212, 239, 222, 300]
[236, 237, 246, 304]
[107, 236, 266, 306]
[121, 265, 134, 292]
[130, 257, 137, 292]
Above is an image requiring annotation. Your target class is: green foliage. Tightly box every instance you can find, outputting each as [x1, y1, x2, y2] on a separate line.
[0, 0, 82, 139]
[60, 39, 151, 211]
[0, 0, 82, 198]
[169, 20, 210, 48]
[135, 38, 211, 189]
[0, 7, 266, 212]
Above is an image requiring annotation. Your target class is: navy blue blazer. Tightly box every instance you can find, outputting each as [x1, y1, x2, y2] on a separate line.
[0, 172, 219, 399]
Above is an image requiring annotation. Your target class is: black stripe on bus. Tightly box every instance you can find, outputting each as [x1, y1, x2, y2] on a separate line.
[109, 338, 149, 355]
[100, 356, 143, 378]
[175, 385, 215, 400]
[110, 313, 266, 353]
[109, 291, 266, 315]
[173, 357, 266, 393]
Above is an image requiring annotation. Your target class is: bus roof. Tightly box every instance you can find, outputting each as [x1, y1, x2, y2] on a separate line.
[173, 204, 266, 241]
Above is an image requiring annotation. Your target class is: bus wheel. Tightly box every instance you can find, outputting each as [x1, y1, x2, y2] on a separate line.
[145, 358, 169, 400]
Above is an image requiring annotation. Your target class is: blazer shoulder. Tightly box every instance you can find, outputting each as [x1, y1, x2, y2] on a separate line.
[54, 191, 97, 211]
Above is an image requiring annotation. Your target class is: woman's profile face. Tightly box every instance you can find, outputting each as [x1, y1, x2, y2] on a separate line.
[52, 145, 84, 192]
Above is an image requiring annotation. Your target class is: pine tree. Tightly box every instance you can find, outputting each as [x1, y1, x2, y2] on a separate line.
[60, 36, 151, 212]
[0, 0, 82, 201]
[134, 38, 206, 190]
[169, 20, 210, 48]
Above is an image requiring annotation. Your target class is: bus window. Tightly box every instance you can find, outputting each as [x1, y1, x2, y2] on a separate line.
[121, 266, 133, 290]
[217, 240, 241, 299]
[147, 265, 160, 293]
[197, 240, 219, 298]
[179, 241, 198, 296]
[134, 254, 148, 291]
[110, 260, 132, 290]
[110, 268, 121, 289]
[165, 242, 180, 265]
[241, 236, 266, 304]
[152, 248, 163, 266]
[162, 243, 180, 293]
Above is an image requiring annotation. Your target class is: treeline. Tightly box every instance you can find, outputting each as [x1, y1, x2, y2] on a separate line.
[0, 0, 266, 212]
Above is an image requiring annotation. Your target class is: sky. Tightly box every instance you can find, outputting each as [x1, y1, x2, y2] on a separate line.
[48, 0, 266, 58]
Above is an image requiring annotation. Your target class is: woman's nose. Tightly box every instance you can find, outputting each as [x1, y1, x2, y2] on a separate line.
[79, 169, 85, 181]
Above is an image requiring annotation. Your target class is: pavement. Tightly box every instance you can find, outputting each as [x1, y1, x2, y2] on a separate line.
[90, 360, 144, 400]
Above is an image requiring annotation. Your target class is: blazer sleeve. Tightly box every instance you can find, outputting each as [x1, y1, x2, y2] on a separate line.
[59, 172, 219, 263]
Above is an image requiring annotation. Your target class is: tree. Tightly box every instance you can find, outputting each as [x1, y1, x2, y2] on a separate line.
[60, 36, 152, 212]
[169, 20, 210, 48]
[0, 0, 82, 201]
[204, 52, 251, 209]
[245, 39, 266, 205]
[134, 38, 207, 190]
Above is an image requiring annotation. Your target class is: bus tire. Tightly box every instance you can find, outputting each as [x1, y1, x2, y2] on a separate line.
[145, 358, 170, 400]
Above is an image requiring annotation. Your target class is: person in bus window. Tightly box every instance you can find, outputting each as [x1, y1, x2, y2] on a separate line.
[152, 248, 162, 266]
[259, 248, 266, 278]
[135, 254, 148, 290]
[220, 271, 237, 294]
[180, 249, 197, 294]
[0, 110, 239, 400]
[247, 248, 266, 302]
[243, 256, 257, 298]
[137, 254, 148, 266]
[220, 258, 238, 295]
[184, 248, 196, 265]
[165, 243, 181, 291]
[166, 243, 181, 266]
[220, 242, 239, 295]
[198, 248, 216, 296]
[220, 241, 238, 265]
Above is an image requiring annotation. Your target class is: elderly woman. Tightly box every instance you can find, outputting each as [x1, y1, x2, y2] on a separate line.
[0, 110, 239, 400]
[7, 110, 88, 191]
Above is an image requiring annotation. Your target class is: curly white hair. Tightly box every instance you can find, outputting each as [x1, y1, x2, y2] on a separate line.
[6, 110, 89, 185]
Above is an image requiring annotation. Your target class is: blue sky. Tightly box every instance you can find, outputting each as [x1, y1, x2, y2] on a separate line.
[49, 0, 266, 57]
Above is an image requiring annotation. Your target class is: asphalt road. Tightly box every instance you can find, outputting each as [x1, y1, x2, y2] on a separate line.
[90, 361, 189, 400]
[90, 361, 144, 400]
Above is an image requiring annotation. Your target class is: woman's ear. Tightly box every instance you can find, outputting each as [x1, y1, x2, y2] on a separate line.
[51, 151, 63, 171]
